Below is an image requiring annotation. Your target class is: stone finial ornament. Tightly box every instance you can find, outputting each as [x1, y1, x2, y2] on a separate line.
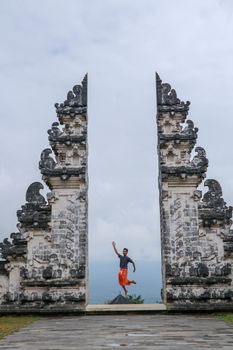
[25, 182, 46, 205]
[199, 179, 232, 227]
[0, 235, 27, 260]
[81, 73, 88, 106]
[0, 238, 12, 259]
[17, 182, 51, 229]
[39, 149, 56, 171]
[156, 72, 190, 116]
[47, 122, 62, 138]
[191, 146, 208, 171]
[202, 179, 225, 209]
[55, 74, 88, 116]
[161, 82, 180, 105]
[182, 120, 198, 135]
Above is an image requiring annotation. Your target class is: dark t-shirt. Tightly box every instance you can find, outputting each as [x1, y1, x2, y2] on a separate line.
[118, 254, 133, 269]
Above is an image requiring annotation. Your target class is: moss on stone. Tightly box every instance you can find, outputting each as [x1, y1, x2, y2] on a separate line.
[0, 316, 39, 340]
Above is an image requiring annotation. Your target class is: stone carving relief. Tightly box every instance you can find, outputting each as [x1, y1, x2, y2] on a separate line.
[160, 116, 182, 134]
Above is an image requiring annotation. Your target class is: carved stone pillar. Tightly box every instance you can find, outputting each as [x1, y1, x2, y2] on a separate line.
[0, 75, 88, 312]
[157, 73, 233, 310]
[38, 74, 88, 309]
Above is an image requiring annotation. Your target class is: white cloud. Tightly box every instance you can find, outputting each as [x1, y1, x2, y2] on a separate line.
[89, 218, 160, 262]
[0, 0, 233, 262]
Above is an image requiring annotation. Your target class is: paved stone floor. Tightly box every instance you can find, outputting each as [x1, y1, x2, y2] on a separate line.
[0, 314, 233, 349]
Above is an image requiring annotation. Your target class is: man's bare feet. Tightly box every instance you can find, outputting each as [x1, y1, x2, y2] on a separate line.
[129, 280, 136, 284]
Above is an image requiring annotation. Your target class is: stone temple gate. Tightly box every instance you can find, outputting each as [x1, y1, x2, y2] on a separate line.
[0, 73, 233, 312]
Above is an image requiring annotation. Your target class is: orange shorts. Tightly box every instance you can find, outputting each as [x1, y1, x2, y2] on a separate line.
[118, 268, 131, 286]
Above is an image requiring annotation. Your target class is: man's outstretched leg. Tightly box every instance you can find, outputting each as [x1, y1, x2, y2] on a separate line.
[128, 279, 137, 285]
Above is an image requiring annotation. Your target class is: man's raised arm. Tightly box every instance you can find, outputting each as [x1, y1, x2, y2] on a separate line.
[112, 241, 120, 256]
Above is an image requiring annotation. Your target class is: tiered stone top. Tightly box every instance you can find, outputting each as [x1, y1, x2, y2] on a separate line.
[39, 75, 88, 189]
[55, 74, 87, 119]
[156, 73, 208, 182]
[156, 72, 190, 117]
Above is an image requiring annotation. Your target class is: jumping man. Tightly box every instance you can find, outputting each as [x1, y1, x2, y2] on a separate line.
[112, 241, 136, 296]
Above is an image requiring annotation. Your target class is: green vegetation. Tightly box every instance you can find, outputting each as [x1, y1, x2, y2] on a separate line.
[128, 294, 144, 304]
[0, 316, 39, 340]
[217, 313, 233, 325]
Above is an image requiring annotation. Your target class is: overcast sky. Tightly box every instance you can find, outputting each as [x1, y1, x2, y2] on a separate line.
[1, 0, 233, 263]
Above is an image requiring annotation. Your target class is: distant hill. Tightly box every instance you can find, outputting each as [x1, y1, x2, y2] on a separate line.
[89, 260, 162, 304]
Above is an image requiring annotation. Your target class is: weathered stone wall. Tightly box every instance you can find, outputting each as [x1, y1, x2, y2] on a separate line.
[0, 75, 88, 312]
[157, 73, 233, 310]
